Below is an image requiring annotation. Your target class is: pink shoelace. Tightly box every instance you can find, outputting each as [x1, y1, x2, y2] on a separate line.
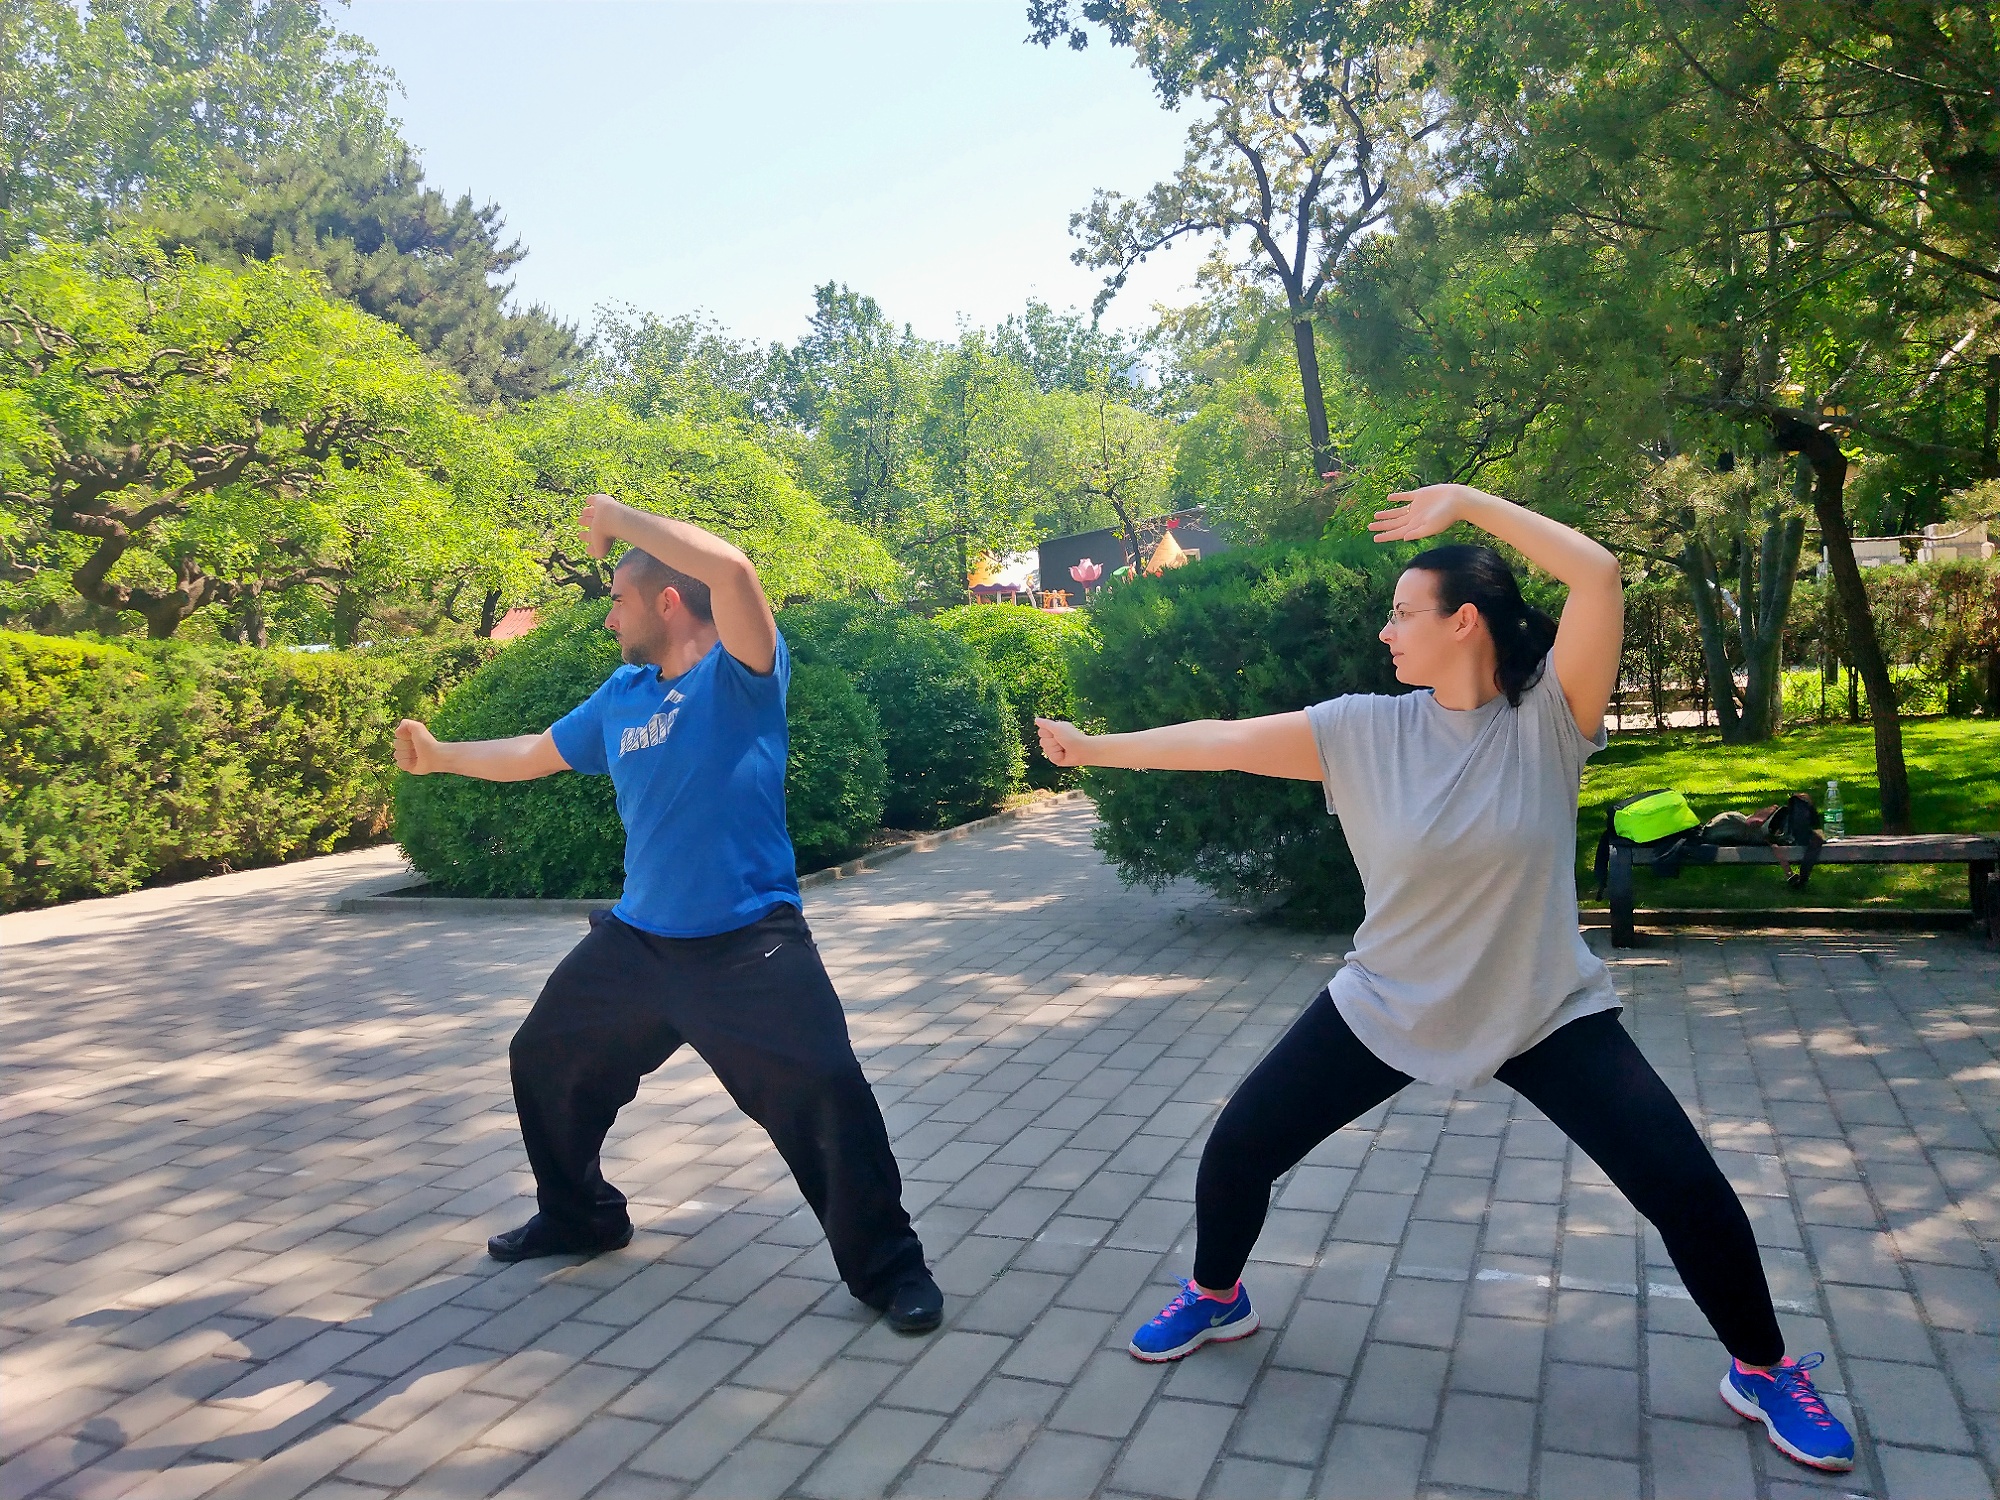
[1759, 1353, 1839, 1428]
[1148, 1280, 1232, 1327]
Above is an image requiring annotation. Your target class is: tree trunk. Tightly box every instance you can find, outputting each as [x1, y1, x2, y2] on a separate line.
[1286, 304, 1336, 481]
[222, 588, 270, 648]
[1735, 508, 1805, 739]
[477, 588, 504, 638]
[330, 586, 367, 649]
[1774, 414, 1911, 831]
[1681, 537, 1744, 742]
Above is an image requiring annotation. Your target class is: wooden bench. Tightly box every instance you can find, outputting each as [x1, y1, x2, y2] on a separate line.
[1606, 833, 1999, 947]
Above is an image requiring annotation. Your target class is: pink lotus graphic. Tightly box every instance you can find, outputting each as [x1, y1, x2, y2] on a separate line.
[1069, 559, 1103, 584]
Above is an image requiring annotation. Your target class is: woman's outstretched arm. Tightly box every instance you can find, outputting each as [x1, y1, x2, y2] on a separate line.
[1370, 484, 1624, 737]
[1034, 712, 1322, 780]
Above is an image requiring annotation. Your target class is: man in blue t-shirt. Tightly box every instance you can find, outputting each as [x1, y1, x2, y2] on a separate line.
[394, 495, 940, 1333]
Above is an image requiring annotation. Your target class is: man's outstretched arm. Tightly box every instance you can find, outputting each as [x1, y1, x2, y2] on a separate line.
[394, 721, 570, 781]
[580, 494, 779, 674]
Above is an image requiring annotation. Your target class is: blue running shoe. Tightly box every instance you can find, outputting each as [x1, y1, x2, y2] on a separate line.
[1720, 1354, 1855, 1471]
[1128, 1279, 1259, 1362]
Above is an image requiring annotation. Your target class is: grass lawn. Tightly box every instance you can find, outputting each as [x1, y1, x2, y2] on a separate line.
[1578, 718, 2000, 911]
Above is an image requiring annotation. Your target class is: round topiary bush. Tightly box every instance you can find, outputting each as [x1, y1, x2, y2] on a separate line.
[932, 603, 1098, 790]
[1075, 538, 1406, 929]
[778, 600, 1022, 830]
[395, 601, 892, 894]
[395, 600, 626, 898]
[786, 659, 887, 869]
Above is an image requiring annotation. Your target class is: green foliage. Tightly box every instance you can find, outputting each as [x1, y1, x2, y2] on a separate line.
[0, 236, 493, 641]
[147, 134, 582, 406]
[933, 603, 1097, 789]
[394, 601, 626, 899]
[393, 602, 898, 896]
[1579, 720, 2000, 910]
[1074, 538, 1404, 928]
[785, 661, 888, 868]
[0, 628, 487, 910]
[779, 600, 1022, 829]
[0, 0, 394, 254]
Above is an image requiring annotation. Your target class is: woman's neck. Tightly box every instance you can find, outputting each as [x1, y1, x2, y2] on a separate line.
[1429, 651, 1503, 712]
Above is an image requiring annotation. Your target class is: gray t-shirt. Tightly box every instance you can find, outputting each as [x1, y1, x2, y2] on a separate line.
[1305, 655, 1619, 1089]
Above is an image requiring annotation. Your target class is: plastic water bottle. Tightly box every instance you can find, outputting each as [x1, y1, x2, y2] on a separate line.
[1825, 779, 1845, 838]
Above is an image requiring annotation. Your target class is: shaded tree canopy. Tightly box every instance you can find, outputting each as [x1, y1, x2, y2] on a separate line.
[145, 134, 582, 406]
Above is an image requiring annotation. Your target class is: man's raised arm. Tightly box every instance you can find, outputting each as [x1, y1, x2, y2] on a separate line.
[394, 721, 570, 781]
[580, 493, 778, 674]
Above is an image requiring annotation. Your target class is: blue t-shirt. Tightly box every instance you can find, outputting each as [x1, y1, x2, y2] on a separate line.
[550, 634, 800, 938]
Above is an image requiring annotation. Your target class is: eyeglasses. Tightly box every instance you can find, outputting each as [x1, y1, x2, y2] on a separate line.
[1384, 606, 1452, 627]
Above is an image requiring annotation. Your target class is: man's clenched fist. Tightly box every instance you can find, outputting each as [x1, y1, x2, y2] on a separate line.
[394, 719, 443, 775]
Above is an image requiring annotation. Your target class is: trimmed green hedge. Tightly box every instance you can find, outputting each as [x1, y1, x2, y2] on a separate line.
[933, 604, 1098, 790]
[393, 602, 626, 898]
[779, 600, 1022, 829]
[1, 630, 490, 911]
[393, 601, 893, 896]
[1075, 539, 1404, 929]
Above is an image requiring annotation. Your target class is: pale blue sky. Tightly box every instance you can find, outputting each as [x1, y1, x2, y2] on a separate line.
[343, 1, 1207, 346]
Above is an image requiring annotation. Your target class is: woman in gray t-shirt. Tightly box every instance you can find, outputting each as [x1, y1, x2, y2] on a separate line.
[1035, 484, 1855, 1474]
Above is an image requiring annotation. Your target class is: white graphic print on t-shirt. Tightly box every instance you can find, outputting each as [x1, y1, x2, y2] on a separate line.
[618, 687, 686, 757]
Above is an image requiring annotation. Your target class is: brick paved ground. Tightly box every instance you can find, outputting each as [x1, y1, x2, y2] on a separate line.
[3, 799, 1996, 1500]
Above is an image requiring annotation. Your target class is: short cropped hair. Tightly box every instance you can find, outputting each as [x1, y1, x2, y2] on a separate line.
[614, 547, 713, 622]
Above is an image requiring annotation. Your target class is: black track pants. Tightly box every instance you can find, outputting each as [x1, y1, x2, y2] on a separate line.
[1192, 993, 1785, 1366]
[509, 905, 927, 1307]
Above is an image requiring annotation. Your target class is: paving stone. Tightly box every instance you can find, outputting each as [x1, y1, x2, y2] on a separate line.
[1107, 1399, 1234, 1500]
[998, 1310, 1116, 1385]
[630, 1386, 784, 1482]
[892, 1461, 995, 1500]
[1342, 1343, 1447, 1431]
[1645, 1417, 1756, 1498]
[799, 1407, 945, 1500]
[8, 812, 2000, 1500]
[1269, 1300, 1369, 1379]
[927, 1377, 1060, 1472]
[1541, 1360, 1639, 1458]
[1048, 1350, 1168, 1438]
[1371, 1277, 1463, 1349]
[884, 1332, 1012, 1414]
[1823, 1283, 1937, 1364]
[1229, 1368, 1340, 1465]
[1846, 1357, 1976, 1452]
[1426, 1391, 1535, 1492]
[993, 1431, 1115, 1500]
[491, 1414, 657, 1500]
[1535, 1450, 1640, 1500]
[1446, 1313, 1545, 1399]
[683, 1438, 818, 1500]
[606, 1338, 753, 1425]
[1315, 1423, 1425, 1500]
[1876, 1447, 1996, 1500]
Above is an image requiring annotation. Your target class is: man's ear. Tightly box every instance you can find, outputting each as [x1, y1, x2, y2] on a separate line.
[656, 585, 683, 621]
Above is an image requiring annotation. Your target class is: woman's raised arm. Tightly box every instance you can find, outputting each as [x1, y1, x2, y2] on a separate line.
[1370, 484, 1624, 737]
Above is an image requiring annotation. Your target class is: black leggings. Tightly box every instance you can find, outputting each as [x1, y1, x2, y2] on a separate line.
[1193, 993, 1784, 1366]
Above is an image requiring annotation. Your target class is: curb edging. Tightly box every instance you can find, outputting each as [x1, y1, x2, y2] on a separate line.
[332, 790, 1089, 916]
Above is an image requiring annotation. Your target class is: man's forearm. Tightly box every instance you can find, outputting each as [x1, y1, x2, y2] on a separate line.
[606, 505, 756, 592]
[432, 734, 559, 782]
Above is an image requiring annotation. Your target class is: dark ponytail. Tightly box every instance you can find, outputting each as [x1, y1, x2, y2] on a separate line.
[1406, 544, 1557, 707]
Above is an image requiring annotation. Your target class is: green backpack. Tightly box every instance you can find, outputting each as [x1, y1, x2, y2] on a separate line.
[1592, 788, 1701, 897]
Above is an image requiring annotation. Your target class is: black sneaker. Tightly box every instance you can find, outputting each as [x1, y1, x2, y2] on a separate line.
[486, 1214, 633, 1263]
[884, 1271, 943, 1334]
